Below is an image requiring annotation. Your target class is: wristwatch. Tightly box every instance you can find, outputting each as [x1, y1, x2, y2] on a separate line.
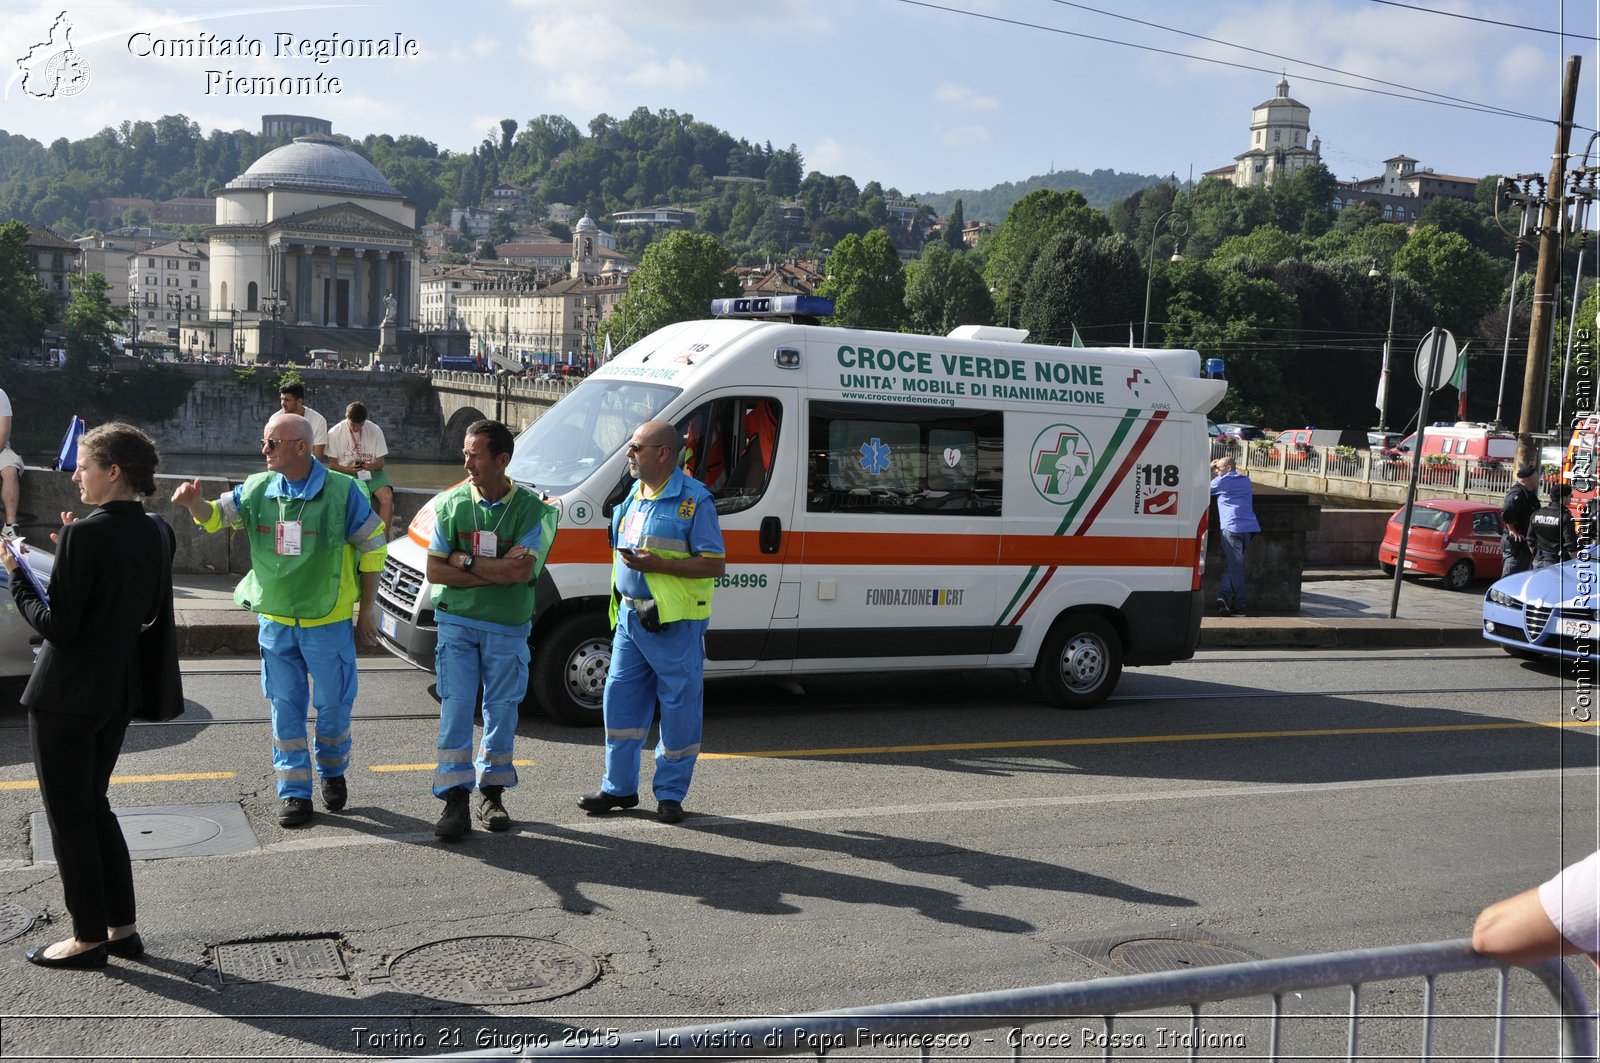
[461, 553, 476, 573]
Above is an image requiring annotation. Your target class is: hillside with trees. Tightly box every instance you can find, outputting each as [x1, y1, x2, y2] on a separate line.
[917, 167, 1169, 220]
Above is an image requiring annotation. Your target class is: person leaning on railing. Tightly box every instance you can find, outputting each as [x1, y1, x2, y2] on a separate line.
[1473, 851, 1600, 966]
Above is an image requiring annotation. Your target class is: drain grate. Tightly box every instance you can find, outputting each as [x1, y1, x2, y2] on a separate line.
[386, 935, 599, 1005]
[1057, 929, 1264, 975]
[215, 937, 347, 984]
[1107, 937, 1255, 974]
[31, 802, 257, 863]
[0, 901, 35, 945]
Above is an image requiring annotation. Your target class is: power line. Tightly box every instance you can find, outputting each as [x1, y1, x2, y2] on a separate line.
[891, 0, 1556, 126]
[1039, 0, 1531, 117]
[1367, 0, 1597, 39]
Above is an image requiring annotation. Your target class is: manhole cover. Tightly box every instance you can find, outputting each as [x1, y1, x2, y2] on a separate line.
[32, 803, 256, 862]
[387, 935, 599, 1005]
[216, 937, 347, 984]
[0, 901, 35, 945]
[1107, 937, 1255, 974]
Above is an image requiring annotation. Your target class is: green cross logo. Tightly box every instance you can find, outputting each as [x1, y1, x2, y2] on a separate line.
[1031, 426, 1095, 504]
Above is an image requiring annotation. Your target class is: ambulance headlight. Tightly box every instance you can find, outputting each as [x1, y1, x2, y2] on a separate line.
[774, 346, 801, 370]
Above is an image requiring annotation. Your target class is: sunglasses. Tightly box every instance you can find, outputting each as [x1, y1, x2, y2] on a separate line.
[626, 442, 668, 453]
[262, 437, 298, 451]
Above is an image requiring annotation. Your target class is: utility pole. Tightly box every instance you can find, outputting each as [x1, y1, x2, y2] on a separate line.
[1517, 55, 1582, 470]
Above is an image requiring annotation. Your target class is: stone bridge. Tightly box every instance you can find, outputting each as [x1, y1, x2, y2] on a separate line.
[431, 371, 568, 447]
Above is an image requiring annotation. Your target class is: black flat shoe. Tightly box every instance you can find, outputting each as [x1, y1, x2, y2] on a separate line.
[25, 943, 108, 969]
[105, 933, 144, 959]
[578, 790, 638, 813]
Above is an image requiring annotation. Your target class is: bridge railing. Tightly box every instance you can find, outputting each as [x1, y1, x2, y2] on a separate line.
[1210, 440, 1538, 505]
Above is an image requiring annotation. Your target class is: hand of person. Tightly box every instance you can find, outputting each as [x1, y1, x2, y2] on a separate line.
[618, 547, 655, 572]
[0, 541, 17, 574]
[171, 477, 202, 507]
[49, 510, 77, 544]
[355, 611, 380, 647]
[505, 545, 529, 560]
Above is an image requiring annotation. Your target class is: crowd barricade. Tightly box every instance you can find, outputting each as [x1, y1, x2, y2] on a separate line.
[391, 940, 1593, 1063]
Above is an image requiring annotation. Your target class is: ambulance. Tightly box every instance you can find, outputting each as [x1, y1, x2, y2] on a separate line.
[374, 296, 1228, 723]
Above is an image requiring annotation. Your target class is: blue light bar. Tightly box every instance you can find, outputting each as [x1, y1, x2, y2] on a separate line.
[710, 295, 835, 318]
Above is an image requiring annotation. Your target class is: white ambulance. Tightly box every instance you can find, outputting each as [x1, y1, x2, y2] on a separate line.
[375, 296, 1227, 723]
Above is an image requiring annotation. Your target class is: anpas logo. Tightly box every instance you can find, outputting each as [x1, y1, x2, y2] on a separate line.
[16, 12, 91, 99]
[1030, 425, 1095, 505]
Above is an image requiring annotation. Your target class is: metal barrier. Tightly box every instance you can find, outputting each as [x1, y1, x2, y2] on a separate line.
[1208, 441, 1534, 506]
[394, 940, 1593, 1062]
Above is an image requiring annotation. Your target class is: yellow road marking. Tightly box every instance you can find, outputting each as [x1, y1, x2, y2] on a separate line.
[698, 719, 1600, 760]
[0, 771, 236, 792]
[368, 759, 537, 773]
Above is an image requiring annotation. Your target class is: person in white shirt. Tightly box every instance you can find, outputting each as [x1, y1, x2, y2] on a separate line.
[325, 402, 393, 537]
[1473, 850, 1600, 965]
[0, 389, 23, 538]
[277, 382, 328, 462]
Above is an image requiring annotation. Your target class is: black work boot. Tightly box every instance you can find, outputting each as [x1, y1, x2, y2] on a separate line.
[475, 785, 511, 832]
[434, 786, 471, 839]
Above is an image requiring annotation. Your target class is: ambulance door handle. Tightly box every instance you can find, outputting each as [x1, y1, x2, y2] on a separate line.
[759, 516, 783, 554]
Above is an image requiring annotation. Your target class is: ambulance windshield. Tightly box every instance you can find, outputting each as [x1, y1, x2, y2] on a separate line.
[507, 378, 681, 493]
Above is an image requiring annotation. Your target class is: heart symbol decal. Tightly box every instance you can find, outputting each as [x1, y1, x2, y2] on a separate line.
[943, 448, 961, 468]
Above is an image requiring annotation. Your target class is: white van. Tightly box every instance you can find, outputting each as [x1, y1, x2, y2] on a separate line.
[375, 296, 1227, 723]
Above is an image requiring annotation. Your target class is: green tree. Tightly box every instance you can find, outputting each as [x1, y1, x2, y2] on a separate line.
[1213, 224, 1307, 268]
[983, 189, 1110, 326]
[1269, 164, 1336, 237]
[903, 243, 992, 335]
[62, 272, 121, 405]
[1017, 233, 1144, 347]
[0, 222, 49, 369]
[1392, 225, 1505, 338]
[817, 229, 905, 330]
[1174, 178, 1272, 259]
[943, 199, 966, 252]
[604, 231, 739, 347]
[1162, 260, 1301, 422]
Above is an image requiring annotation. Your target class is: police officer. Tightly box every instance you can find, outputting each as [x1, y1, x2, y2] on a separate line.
[1501, 464, 1541, 577]
[579, 420, 725, 824]
[425, 420, 557, 838]
[172, 414, 386, 828]
[1528, 482, 1579, 570]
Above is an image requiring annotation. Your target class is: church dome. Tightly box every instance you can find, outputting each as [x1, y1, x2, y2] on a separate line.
[226, 136, 400, 197]
[574, 214, 599, 232]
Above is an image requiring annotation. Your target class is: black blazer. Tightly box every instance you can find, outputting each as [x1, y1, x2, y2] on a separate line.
[12, 501, 174, 717]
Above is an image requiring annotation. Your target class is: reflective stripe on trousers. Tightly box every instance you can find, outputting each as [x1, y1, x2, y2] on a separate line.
[433, 620, 529, 796]
[259, 617, 357, 799]
[600, 608, 708, 802]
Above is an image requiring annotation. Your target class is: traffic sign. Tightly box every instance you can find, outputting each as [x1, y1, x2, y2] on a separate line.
[1413, 328, 1458, 392]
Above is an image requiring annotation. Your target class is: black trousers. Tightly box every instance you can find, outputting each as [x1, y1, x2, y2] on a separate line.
[29, 709, 135, 942]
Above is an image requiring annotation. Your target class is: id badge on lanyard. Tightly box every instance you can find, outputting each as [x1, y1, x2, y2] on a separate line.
[620, 509, 646, 550]
[471, 530, 498, 557]
[276, 521, 302, 556]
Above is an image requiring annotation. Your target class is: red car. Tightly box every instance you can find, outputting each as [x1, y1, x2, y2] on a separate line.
[1377, 499, 1503, 591]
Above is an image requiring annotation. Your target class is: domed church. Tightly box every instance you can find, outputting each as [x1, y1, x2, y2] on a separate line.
[207, 134, 419, 361]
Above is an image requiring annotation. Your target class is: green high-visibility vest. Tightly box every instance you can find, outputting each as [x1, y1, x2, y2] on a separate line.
[429, 482, 558, 629]
[233, 470, 350, 619]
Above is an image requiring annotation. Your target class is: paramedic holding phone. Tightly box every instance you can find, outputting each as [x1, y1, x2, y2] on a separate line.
[579, 420, 724, 825]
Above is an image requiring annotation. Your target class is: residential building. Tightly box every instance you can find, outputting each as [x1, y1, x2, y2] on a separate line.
[23, 224, 78, 307]
[736, 258, 824, 297]
[74, 231, 162, 311]
[128, 240, 208, 339]
[609, 207, 695, 228]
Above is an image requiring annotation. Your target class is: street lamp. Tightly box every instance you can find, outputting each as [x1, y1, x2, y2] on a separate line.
[1368, 260, 1398, 432]
[989, 285, 1013, 328]
[1141, 210, 1187, 347]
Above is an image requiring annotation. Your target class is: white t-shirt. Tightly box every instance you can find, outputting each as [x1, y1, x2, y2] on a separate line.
[326, 419, 388, 467]
[0, 389, 12, 417]
[1540, 850, 1600, 953]
[301, 406, 330, 448]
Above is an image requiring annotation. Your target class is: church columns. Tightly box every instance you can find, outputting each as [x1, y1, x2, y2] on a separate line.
[350, 249, 366, 328]
[296, 246, 313, 325]
[397, 256, 412, 329]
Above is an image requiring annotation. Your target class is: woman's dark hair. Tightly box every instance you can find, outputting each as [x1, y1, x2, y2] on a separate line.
[78, 423, 160, 497]
[345, 401, 368, 424]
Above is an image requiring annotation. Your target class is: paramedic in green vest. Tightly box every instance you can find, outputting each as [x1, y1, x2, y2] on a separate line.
[425, 419, 557, 838]
[171, 413, 386, 829]
[579, 420, 724, 825]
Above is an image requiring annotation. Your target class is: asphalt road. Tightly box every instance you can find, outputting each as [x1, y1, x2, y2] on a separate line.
[0, 647, 1596, 1061]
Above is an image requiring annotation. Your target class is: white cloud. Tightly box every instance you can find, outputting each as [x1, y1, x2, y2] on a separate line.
[627, 57, 709, 91]
[934, 82, 998, 109]
[939, 124, 992, 148]
[439, 37, 499, 64]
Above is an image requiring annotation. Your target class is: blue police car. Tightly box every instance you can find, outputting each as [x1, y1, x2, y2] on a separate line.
[1482, 549, 1600, 662]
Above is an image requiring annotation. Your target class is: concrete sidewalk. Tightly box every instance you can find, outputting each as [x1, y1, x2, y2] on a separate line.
[172, 565, 1486, 657]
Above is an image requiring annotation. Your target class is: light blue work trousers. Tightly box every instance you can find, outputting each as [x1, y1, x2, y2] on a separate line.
[433, 618, 529, 797]
[1220, 530, 1252, 611]
[259, 617, 356, 799]
[600, 608, 708, 803]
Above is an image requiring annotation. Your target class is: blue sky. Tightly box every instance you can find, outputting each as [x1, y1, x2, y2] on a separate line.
[1, 0, 1596, 198]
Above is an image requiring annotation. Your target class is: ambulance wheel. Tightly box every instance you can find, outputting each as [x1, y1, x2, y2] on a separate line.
[1442, 559, 1474, 592]
[532, 612, 612, 727]
[1034, 614, 1122, 710]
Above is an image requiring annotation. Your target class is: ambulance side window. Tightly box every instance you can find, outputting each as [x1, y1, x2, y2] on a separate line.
[675, 397, 782, 515]
[807, 400, 1002, 515]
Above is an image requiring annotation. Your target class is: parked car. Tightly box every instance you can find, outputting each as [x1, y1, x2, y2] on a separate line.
[1215, 423, 1266, 442]
[1377, 499, 1503, 591]
[1367, 431, 1403, 451]
[1483, 549, 1600, 663]
[0, 546, 53, 683]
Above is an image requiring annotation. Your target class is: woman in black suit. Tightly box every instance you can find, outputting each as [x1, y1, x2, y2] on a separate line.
[3, 423, 174, 969]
